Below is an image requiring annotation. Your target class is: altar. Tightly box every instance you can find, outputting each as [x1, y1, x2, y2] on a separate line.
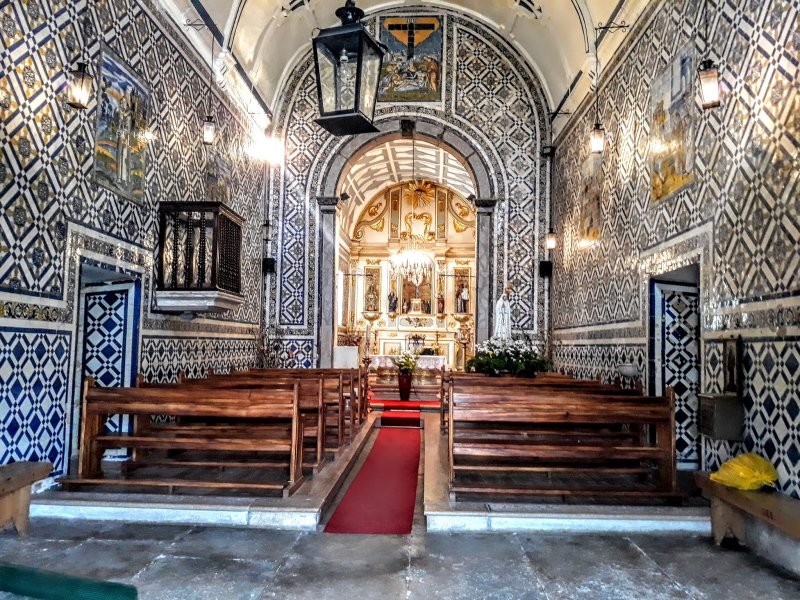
[370, 355, 448, 371]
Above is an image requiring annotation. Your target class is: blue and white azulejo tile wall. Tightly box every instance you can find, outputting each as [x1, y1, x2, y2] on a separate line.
[0, 0, 264, 477]
[551, 0, 800, 498]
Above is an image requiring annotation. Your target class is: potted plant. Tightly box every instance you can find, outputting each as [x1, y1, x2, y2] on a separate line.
[393, 351, 418, 401]
[466, 337, 551, 377]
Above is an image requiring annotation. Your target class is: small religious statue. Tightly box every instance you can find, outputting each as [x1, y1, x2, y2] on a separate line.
[402, 300, 410, 314]
[365, 281, 379, 312]
[437, 292, 445, 314]
[388, 290, 398, 313]
[493, 287, 513, 339]
[456, 284, 470, 313]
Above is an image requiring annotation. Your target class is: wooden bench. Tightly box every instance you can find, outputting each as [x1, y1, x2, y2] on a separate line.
[144, 376, 329, 470]
[695, 472, 800, 544]
[440, 372, 638, 431]
[231, 368, 361, 447]
[63, 381, 306, 497]
[448, 384, 679, 502]
[1, 461, 52, 535]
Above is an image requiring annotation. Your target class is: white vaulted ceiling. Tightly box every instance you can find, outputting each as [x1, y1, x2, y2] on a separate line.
[338, 138, 476, 233]
[164, 0, 651, 121]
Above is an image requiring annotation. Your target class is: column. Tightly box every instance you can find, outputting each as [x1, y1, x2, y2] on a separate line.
[317, 196, 339, 368]
[474, 197, 497, 344]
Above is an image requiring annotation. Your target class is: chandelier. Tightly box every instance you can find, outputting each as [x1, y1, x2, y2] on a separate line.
[390, 239, 433, 287]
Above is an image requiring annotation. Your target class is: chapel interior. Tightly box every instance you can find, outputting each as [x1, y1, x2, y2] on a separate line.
[0, 0, 798, 598]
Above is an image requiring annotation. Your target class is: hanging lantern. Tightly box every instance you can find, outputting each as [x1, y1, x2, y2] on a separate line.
[312, 0, 386, 136]
[590, 122, 605, 154]
[66, 62, 93, 110]
[545, 228, 557, 250]
[697, 59, 721, 110]
[202, 115, 216, 145]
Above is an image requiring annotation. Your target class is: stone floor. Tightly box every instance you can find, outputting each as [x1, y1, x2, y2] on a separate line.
[0, 518, 798, 599]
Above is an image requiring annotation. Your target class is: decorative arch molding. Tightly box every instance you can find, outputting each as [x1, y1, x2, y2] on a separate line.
[319, 120, 496, 201]
[266, 8, 552, 366]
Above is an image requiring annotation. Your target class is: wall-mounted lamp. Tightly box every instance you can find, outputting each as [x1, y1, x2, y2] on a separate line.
[545, 228, 557, 250]
[66, 62, 93, 110]
[697, 59, 720, 110]
[262, 219, 275, 274]
[589, 22, 629, 155]
[590, 122, 606, 155]
[698, 1, 721, 110]
[202, 32, 217, 145]
[202, 115, 216, 145]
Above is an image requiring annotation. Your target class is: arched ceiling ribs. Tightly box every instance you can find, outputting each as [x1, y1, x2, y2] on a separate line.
[570, 0, 592, 53]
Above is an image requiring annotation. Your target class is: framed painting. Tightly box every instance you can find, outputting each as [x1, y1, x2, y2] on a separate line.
[378, 16, 443, 103]
[364, 267, 381, 313]
[94, 46, 149, 203]
[650, 45, 695, 203]
[579, 154, 602, 243]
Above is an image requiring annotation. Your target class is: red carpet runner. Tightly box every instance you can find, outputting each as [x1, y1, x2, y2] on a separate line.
[324, 427, 420, 534]
[380, 411, 421, 428]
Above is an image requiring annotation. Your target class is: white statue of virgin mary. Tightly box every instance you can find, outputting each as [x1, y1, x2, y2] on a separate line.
[493, 287, 513, 339]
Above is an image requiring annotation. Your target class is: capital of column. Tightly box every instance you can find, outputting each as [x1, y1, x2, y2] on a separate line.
[316, 196, 340, 213]
[470, 196, 498, 213]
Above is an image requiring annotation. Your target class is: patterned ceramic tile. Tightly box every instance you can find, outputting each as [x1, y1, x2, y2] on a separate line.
[552, 0, 799, 498]
[0, 0, 262, 475]
[269, 8, 552, 364]
[0, 328, 70, 475]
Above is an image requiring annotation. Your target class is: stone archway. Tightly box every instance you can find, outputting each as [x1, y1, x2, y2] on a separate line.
[267, 8, 552, 368]
[313, 118, 499, 367]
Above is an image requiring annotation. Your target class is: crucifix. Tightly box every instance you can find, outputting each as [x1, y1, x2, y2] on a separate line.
[386, 18, 437, 59]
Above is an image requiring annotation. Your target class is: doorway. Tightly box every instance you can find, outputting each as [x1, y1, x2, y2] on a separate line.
[70, 263, 142, 465]
[649, 264, 701, 471]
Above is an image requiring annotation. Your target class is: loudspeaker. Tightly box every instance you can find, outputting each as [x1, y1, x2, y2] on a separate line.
[262, 257, 276, 274]
[539, 260, 553, 278]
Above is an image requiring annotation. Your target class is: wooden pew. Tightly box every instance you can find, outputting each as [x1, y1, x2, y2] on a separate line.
[1, 461, 52, 535]
[241, 368, 361, 446]
[448, 383, 679, 502]
[64, 380, 306, 497]
[440, 372, 638, 431]
[138, 376, 328, 472]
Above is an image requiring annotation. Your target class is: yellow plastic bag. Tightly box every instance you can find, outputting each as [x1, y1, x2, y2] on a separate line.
[710, 453, 778, 491]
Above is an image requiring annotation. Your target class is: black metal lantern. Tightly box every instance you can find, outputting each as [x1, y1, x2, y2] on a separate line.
[697, 60, 721, 109]
[312, 0, 385, 136]
[66, 62, 93, 110]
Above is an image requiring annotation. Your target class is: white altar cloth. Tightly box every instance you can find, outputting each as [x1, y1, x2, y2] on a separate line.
[370, 355, 448, 371]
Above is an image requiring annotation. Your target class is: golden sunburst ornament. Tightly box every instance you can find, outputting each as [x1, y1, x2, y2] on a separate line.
[405, 179, 434, 209]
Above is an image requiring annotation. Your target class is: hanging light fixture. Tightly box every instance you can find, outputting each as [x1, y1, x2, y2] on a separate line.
[590, 122, 605, 154]
[587, 22, 629, 155]
[202, 36, 217, 145]
[66, 62, 93, 110]
[545, 228, 557, 250]
[203, 116, 216, 145]
[590, 28, 605, 155]
[698, 1, 721, 109]
[390, 240, 434, 287]
[390, 121, 435, 286]
[312, 0, 386, 136]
